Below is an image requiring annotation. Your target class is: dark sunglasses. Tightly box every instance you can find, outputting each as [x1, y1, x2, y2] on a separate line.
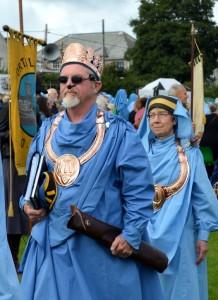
[58, 73, 96, 84]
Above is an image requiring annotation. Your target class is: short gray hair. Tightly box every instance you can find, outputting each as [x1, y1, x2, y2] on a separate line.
[168, 84, 183, 97]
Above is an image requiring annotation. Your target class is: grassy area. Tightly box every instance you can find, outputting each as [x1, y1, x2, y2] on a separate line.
[18, 232, 218, 299]
[208, 231, 218, 300]
[18, 235, 29, 263]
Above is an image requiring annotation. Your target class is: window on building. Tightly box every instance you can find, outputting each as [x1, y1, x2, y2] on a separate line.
[53, 60, 61, 71]
[117, 61, 124, 69]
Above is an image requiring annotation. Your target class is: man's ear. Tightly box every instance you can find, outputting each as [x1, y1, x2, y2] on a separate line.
[95, 81, 102, 93]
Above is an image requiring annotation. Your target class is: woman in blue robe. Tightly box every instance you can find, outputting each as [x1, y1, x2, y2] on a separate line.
[0, 150, 23, 300]
[114, 89, 129, 120]
[19, 42, 164, 300]
[127, 92, 138, 112]
[138, 95, 218, 300]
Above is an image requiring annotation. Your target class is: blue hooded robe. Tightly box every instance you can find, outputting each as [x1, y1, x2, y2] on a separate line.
[114, 89, 129, 120]
[19, 104, 164, 300]
[127, 92, 138, 112]
[0, 151, 23, 300]
[138, 97, 218, 300]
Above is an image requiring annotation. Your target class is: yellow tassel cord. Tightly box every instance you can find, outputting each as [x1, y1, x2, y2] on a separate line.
[7, 45, 14, 217]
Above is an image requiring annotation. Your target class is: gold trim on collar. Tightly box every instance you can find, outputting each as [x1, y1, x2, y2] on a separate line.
[213, 182, 218, 197]
[45, 110, 105, 186]
[153, 140, 190, 211]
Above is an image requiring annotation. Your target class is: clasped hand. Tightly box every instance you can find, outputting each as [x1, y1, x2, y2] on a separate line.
[110, 236, 133, 258]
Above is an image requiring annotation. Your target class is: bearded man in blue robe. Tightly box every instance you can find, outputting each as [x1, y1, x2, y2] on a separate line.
[138, 95, 218, 300]
[19, 43, 164, 300]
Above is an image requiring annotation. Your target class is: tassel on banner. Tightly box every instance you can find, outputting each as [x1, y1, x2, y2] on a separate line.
[8, 200, 14, 217]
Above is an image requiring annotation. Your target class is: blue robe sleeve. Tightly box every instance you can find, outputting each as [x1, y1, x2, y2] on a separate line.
[191, 149, 218, 241]
[116, 123, 155, 249]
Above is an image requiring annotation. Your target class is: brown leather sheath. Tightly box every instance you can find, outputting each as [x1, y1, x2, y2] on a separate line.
[67, 205, 168, 273]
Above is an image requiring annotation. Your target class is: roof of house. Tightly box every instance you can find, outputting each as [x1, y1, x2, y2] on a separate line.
[41, 31, 136, 60]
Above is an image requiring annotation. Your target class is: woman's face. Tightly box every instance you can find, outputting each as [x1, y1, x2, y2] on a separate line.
[148, 108, 175, 140]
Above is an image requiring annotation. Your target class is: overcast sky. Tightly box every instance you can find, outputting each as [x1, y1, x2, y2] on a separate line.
[0, 0, 139, 43]
[0, 0, 218, 44]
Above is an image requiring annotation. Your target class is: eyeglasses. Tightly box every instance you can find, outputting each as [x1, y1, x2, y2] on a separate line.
[147, 112, 172, 120]
[58, 73, 96, 84]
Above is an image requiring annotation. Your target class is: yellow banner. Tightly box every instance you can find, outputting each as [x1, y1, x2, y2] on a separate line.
[8, 32, 38, 175]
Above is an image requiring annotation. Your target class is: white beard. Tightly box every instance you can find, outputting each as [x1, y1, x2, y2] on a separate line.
[62, 94, 81, 108]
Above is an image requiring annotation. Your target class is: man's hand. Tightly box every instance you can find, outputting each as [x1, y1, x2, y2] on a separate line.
[24, 203, 47, 222]
[196, 240, 208, 265]
[110, 236, 133, 258]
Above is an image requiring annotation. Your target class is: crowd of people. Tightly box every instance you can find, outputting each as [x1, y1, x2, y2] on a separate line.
[1, 42, 218, 300]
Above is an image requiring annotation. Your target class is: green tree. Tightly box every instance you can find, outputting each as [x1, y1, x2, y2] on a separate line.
[101, 63, 146, 96]
[101, 63, 127, 96]
[38, 72, 59, 91]
[127, 0, 218, 83]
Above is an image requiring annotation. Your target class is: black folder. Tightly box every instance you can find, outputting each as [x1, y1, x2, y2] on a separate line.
[23, 152, 47, 209]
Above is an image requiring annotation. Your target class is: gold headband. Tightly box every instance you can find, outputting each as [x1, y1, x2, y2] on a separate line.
[148, 98, 176, 110]
[148, 97, 177, 114]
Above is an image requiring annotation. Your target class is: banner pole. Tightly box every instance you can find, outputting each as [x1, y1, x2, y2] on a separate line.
[3, 25, 46, 46]
[190, 23, 195, 121]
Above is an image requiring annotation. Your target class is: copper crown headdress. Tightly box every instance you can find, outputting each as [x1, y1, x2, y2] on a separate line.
[61, 43, 103, 80]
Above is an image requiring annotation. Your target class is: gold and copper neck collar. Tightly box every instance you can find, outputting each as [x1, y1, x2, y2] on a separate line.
[45, 110, 105, 186]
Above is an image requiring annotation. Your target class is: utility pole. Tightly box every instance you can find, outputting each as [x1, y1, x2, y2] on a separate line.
[44, 24, 48, 44]
[102, 19, 105, 68]
[18, 0, 24, 33]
